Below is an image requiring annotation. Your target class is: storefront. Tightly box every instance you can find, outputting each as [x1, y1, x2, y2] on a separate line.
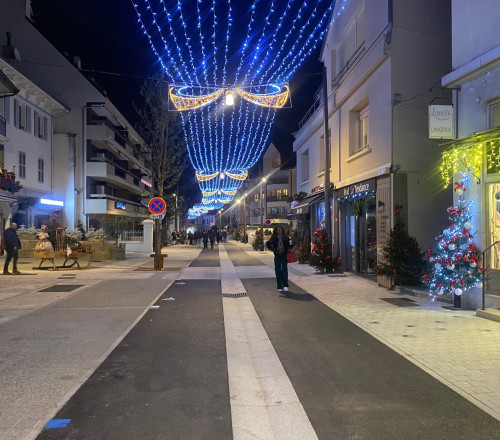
[441, 128, 500, 297]
[290, 192, 324, 240]
[337, 179, 377, 275]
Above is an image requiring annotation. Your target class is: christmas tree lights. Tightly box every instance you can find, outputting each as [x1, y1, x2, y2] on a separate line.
[425, 172, 484, 298]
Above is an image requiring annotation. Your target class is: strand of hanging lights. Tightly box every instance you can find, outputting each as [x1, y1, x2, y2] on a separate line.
[132, 0, 350, 213]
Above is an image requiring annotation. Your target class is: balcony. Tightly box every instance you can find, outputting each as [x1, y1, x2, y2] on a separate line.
[86, 194, 148, 217]
[87, 158, 145, 194]
[266, 213, 289, 219]
[331, 40, 366, 90]
[266, 196, 289, 202]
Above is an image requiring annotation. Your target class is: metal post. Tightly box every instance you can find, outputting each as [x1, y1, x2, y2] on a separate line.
[260, 162, 264, 250]
[322, 65, 332, 246]
[482, 250, 486, 311]
[154, 218, 161, 270]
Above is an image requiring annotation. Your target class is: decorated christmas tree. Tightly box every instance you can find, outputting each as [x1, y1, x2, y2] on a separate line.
[377, 205, 426, 286]
[309, 228, 340, 273]
[425, 172, 484, 298]
[252, 228, 265, 251]
[297, 238, 311, 264]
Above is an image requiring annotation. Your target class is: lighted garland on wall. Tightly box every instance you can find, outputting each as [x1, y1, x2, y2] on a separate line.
[440, 144, 483, 188]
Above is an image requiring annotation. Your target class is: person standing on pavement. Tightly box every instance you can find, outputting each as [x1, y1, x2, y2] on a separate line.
[266, 225, 290, 293]
[202, 230, 209, 249]
[209, 229, 216, 249]
[3, 222, 21, 275]
[171, 230, 177, 245]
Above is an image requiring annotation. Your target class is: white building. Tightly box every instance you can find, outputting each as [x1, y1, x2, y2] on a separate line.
[293, 0, 452, 281]
[0, 57, 66, 228]
[441, 0, 500, 303]
[0, 0, 151, 230]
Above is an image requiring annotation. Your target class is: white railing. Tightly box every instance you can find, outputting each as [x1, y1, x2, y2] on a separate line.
[121, 230, 144, 242]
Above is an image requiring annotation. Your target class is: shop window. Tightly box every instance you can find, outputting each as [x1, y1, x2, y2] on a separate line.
[487, 140, 500, 175]
[38, 158, 44, 183]
[301, 150, 309, 182]
[19, 151, 26, 179]
[488, 183, 500, 270]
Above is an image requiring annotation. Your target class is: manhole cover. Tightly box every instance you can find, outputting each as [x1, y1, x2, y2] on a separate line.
[222, 293, 248, 298]
[380, 298, 419, 307]
[38, 285, 84, 292]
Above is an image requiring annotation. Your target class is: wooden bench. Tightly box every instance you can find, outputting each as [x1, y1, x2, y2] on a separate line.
[150, 253, 168, 270]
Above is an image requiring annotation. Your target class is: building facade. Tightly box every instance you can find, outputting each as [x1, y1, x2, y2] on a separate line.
[0, 0, 151, 230]
[0, 57, 66, 229]
[441, 0, 500, 302]
[293, 0, 452, 282]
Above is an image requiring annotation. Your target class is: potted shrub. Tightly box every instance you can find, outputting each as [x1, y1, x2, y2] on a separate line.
[100, 215, 131, 260]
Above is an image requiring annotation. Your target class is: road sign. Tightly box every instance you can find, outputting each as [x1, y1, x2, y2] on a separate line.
[150, 213, 164, 219]
[148, 197, 166, 214]
[265, 219, 272, 225]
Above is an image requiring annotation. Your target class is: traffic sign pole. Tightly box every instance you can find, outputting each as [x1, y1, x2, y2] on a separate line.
[148, 197, 166, 271]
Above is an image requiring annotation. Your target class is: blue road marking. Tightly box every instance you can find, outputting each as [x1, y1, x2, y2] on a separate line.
[45, 419, 71, 428]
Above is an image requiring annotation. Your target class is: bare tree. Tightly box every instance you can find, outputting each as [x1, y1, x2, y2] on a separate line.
[135, 75, 187, 199]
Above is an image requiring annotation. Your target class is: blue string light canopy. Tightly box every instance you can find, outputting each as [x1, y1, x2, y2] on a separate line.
[132, 0, 344, 210]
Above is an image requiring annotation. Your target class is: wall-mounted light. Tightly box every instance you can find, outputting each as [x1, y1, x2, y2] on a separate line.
[378, 200, 384, 207]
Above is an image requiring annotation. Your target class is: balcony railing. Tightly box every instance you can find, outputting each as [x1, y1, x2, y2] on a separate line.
[266, 196, 289, 202]
[267, 213, 289, 219]
[332, 40, 366, 90]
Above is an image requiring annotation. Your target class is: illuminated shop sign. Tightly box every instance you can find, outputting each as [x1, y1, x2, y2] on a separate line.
[115, 202, 126, 210]
[340, 179, 376, 198]
[40, 198, 64, 207]
[141, 178, 152, 188]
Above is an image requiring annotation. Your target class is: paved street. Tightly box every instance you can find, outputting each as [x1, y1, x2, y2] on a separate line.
[0, 243, 499, 440]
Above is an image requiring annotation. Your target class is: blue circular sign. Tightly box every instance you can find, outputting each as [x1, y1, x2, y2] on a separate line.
[148, 197, 166, 214]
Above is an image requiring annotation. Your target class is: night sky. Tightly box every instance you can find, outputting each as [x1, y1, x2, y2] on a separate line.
[30, 0, 323, 203]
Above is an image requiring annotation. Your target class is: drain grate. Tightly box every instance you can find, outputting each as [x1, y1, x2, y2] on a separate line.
[223, 293, 248, 298]
[38, 285, 84, 292]
[380, 297, 419, 307]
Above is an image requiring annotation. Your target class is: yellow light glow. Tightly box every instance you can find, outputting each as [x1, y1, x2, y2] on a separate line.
[225, 170, 248, 180]
[235, 85, 289, 108]
[196, 171, 220, 182]
[169, 87, 224, 111]
[225, 90, 235, 106]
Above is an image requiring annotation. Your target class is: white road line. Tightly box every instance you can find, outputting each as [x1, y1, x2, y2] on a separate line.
[219, 245, 318, 440]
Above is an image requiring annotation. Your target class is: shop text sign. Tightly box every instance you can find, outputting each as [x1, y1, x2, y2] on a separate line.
[429, 105, 454, 139]
[342, 179, 375, 197]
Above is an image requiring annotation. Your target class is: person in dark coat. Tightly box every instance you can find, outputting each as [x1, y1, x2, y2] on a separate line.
[209, 229, 216, 249]
[188, 231, 194, 245]
[266, 225, 291, 293]
[3, 222, 21, 275]
[202, 230, 209, 249]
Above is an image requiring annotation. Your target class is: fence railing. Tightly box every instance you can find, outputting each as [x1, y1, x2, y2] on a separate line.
[121, 230, 144, 242]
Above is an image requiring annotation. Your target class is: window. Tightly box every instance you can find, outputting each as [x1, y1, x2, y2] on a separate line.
[272, 153, 281, 168]
[34, 111, 49, 141]
[277, 207, 281, 214]
[283, 206, 288, 214]
[488, 100, 500, 129]
[13, 99, 31, 131]
[38, 158, 44, 183]
[19, 151, 26, 179]
[270, 207, 277, 214]
[349, 102, 369, 155]
[0, 145, 4, 165]
[319, 129, 331, 173]
[254, 193, 259, 202]
[282, 189, 288, 196]
[301, 149, 309, 182]
[277, 189, 282, 199]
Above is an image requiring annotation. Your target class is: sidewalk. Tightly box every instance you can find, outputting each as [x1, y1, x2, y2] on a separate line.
[232, 241, 500, 422]
[0, 245, 202, 440]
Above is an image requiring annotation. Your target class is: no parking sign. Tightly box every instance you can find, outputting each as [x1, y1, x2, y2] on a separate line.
[148, 197, 166, 214]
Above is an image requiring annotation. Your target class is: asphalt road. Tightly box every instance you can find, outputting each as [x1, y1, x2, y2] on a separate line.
[35, 245, 500, 439]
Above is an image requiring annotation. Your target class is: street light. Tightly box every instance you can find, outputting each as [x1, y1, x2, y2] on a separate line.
[173, 193, 179, 232]
[260, 176, 267, 250]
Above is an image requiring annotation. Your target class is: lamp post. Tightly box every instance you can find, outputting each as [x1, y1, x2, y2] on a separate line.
[260, 177, 266, 250]
[219, 208, 223, 228]
[173, 193, 179, 232]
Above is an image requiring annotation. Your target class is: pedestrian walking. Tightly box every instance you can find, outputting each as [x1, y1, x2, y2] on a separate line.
[216, 230, 221, 246]
[222, 230, 227, 243]
[266, 225, 291, 293]
[171, 230, 177, 245]
[3, 222, 21, 275]
[202, 230, 209, 249]
[188, 231, 193, 245]
[209, 229, 215, 249]
[195, 229, 202, 248]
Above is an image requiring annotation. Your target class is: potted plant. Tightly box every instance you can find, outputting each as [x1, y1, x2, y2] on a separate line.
[100, 215, 131, 260]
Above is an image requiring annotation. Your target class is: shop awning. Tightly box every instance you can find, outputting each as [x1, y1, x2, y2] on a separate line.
[291, 192, 324, 216]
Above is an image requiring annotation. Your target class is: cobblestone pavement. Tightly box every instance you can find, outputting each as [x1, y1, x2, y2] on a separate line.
[234, 242, 500, 422]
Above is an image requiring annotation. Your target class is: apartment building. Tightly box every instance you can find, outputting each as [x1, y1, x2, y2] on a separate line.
[293, 0, 452, 281]
[0, 0, 151, 229]
[441, 0, 500, 302]
[0, 57, 66, 228]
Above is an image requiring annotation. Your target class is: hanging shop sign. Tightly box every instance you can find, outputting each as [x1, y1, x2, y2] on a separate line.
[429, 105, 454, 139]
[339, 179, 376, 199]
